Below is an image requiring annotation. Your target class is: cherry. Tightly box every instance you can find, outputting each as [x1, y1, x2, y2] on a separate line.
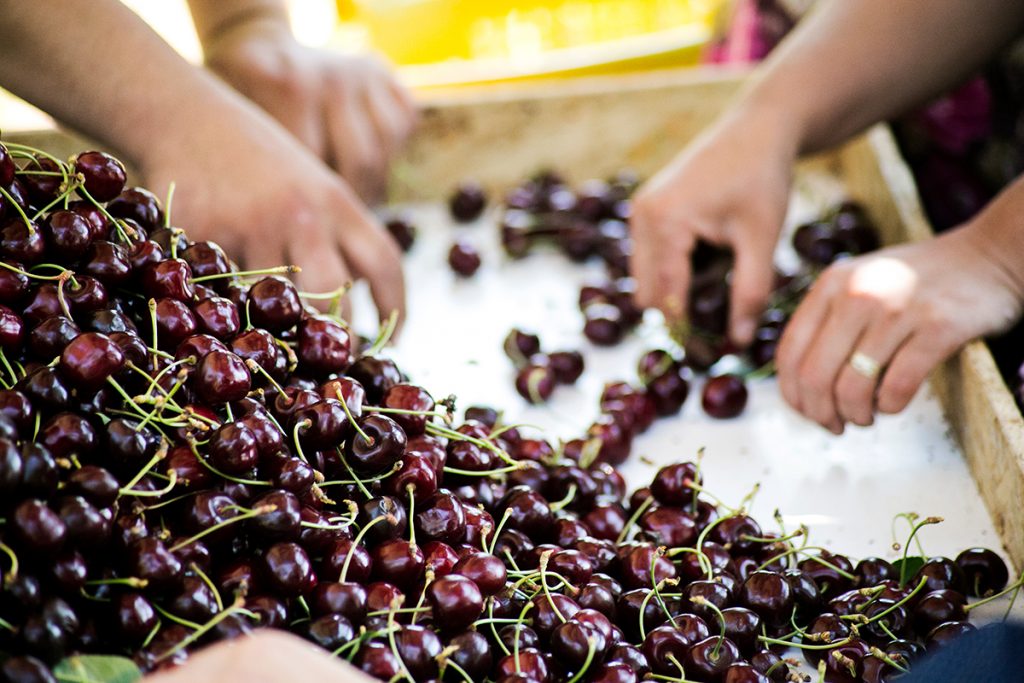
[357, 641, 402, 679]
[740, 571, 793, 626]
[231, 328, 286, 380]
[415, 489, 466, 545]
[926, 620, 976, 650]
[913, 556, 966, 593]
[955, 547, 1008, 597]
[297, 315, 351, 374]
[642, 620, 709, 676]
[801, 613, 850, 664]
[394, 625, 444, 679]
[854, 556, 895, 587]
[13, 498, 66, 553]
[167, 576, 219, 623]
[321, 538, 372, 584]
[448, 240, 482, 276]
[582, 302, 625, 346]
[298, 613, 354, 652]
[143, 259, 195, 302]
[74, 151, 126, 202]
[913, 589, 966, 634]
[504, 328, 542, 366]
[449, 181, 487, 222]
[495, 648, 550, 683]
[587, 416, 632, 466]
[639, 507, 696, 547]
[450, 552, 508, 596]
[684, 580, 733, 623]
[0, 219, 45, 264]
[20, 156, 63, 206]
[0, 263, 30, 305]
[43, 210, 93, 262]
[0, 303, 24, 350]
[194, 349, 251, 404]
[153, 297, 197, 348]
[0, 143, 14, 186]
[784, 569, 822, 619]
[371, 538, 425, 589]
[606, 644, 649, 677]
[127, 240, 163, 273]
[358, 496, 408, 545]
[344, 413, 407, 475]
[248, 276, 301, 331]
[262, 541, 315, 597]
[346, 355, 404, 404]
[750, 651, 788, 683]
[702, 375, 748, 418]
[129, 537, 183, 594]
[650, 461, 701, 506]
[722, 663, 769, 683]
[427, 574, 484, 632]
[192, 297, 239, 340]
[798, 551, 854, 599]
[685, 635, 741, 681]
[107, 187, 164, 229]
[1, 656, 56, 683]
[65, 465, 118, 508]
[515, 363, 555, 404]
[293, 398, 349, 451]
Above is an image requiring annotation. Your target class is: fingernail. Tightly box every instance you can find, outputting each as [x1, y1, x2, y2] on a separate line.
[733, 318, 755, 346]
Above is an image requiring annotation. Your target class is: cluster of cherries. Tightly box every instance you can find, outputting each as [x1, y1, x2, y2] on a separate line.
[0, 140, 999, 683]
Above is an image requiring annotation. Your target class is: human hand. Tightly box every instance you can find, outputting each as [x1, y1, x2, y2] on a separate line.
[631, 110, 799, 345]
[140, 100, 405, 325]
[202, 17, 416, 204]
[776, 226, 1024, 433]
[144, 629, 376, 683]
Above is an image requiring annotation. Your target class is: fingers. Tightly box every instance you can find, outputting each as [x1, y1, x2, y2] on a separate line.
[877, 331, 958, 414]
[776, 273, 836, 413]
[833, 316, 913, 426]
[285, 211, 355, 322]
[728, 225, 777, 345]
[363, 78, 416, 161]
[630, 196, 695, 323]
[324, 81, 389, 205]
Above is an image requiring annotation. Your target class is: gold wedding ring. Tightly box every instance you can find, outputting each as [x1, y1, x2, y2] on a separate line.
[849, 351, 881, 380]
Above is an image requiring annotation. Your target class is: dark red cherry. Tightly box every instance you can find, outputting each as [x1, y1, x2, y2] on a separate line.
[0, 143, 14, 186]
[194, 349, 250, 404]
[504, 328, 542, 366]
[346, 355, 404, 404]
[685, 636, 741, 681]
[192, 297, 239, 339]
[913, 557, 966, 594]
[143, 258, 194, 301]
[262, 541, 315, 597]
[345, 413, 407, 475]
[548, 350, 584, 384]
[394, 625, 443, 680]
[642, 620, 710, 676]
[448, 240, 482, 276]
[297, 315, 351, 374]
[0, 220, 45, 264]
[384, 216, 417, 251]
[639, 507, 696, 548]
[702, 375, 748, 418]
[427, 574, 483, 632]
[740, 571, 793, 626]
[59, 332, 124, 390]
[153, 297, 197, 348]
[371, 538, 424, 589]
[75, 151, 126, 202]
[583, 302, 625, 346]
[954, 547, 1007, 597]
[106, 187, 164, 229]
[248, 276, 301, 331]
[44, 210, 93, 261]
[450, 181, 487, 222]
[381, 383, 434, 437]
[20, 156, 63, 206]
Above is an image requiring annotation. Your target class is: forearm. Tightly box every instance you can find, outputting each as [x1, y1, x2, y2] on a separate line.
[0, 0, 280, 173]
[967, 174, 1024, 300]
[733, 0, 1024, 155]
[186, 0, 291, 50]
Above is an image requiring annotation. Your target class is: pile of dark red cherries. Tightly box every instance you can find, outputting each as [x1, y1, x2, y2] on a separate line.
[0, 141, 1011, 683]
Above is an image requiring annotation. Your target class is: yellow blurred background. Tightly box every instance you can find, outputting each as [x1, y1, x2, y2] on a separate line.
[1, 0, 726, 128]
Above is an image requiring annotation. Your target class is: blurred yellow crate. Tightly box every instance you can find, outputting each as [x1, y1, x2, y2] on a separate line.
[336, 0, 726, 88]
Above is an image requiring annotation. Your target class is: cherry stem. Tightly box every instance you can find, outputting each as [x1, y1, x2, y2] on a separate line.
[427, 422, 516, 467]
[538, 550, 566, 623]
[151, 602, 202, 631]
[438, 655, 473, 683]
[548, 483, 577, 513]
[758, 634, 853, 651]
[739, 527, 807, 545]
[407, 485, 417, 548]
[187, 439, 272, 487]
[244, 359, 286, 396]
[898, 516, 943, 586]
[117, 440, 169, 495]
[0, 185, 35, 234]
[191, 561, 224, 612]
[191, 265, 299, 283]
[78, 185, 134, 243]
[565, 637, 597, 683]
[120, 470, 178, 498]
[339, 514, 394, 582]
[616, 494, 654, 544]
[164, 181, 176, 228]
[410, 568, 433, 625]
[367, 310, 399, 356]
[869, 647, 910, 674]
[385, 597, 415, 683]
[691, 596, 727, 658]
[336, 446, 373, 500]
[443, 462, 526, 477]
[319, 461, 403, 487]
[513, 600, 534, 670]
[0, 261, 66, 282]
[486, 598, 511, 657]
[486, 508, 513, 555]
[964, 568, 1024, 612]
[650, 547, 679, 628]
[155, 596, 248, 662]
[169, 504, 276, 552]
[291, 419, 312, 463]
[86, 577, 148, 589]
[336, 394, 371, 444]
[0, 540, 19, 582]
[30, 181, 79, 222]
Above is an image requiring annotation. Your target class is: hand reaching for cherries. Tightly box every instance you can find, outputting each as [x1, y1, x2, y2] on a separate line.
[197, 10, 417, 205]
[778, 205, 1024, 434]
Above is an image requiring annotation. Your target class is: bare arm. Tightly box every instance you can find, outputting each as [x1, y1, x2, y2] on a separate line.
[0, 0, 405, 323]
[744, 0, 1024, 154]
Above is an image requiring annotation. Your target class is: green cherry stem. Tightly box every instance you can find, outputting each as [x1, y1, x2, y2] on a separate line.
[168, 504, 277, 553]
[339, 514, 394, 582]
[191, 265, 299, 284]
[899, 516, 943, 587]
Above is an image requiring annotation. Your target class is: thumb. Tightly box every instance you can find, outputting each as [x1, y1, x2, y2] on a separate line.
[728, 230, 777, 347]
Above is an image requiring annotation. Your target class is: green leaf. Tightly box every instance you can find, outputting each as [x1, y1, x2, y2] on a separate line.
[893, 556, 926, 587]
[53, 656, 142, 683]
